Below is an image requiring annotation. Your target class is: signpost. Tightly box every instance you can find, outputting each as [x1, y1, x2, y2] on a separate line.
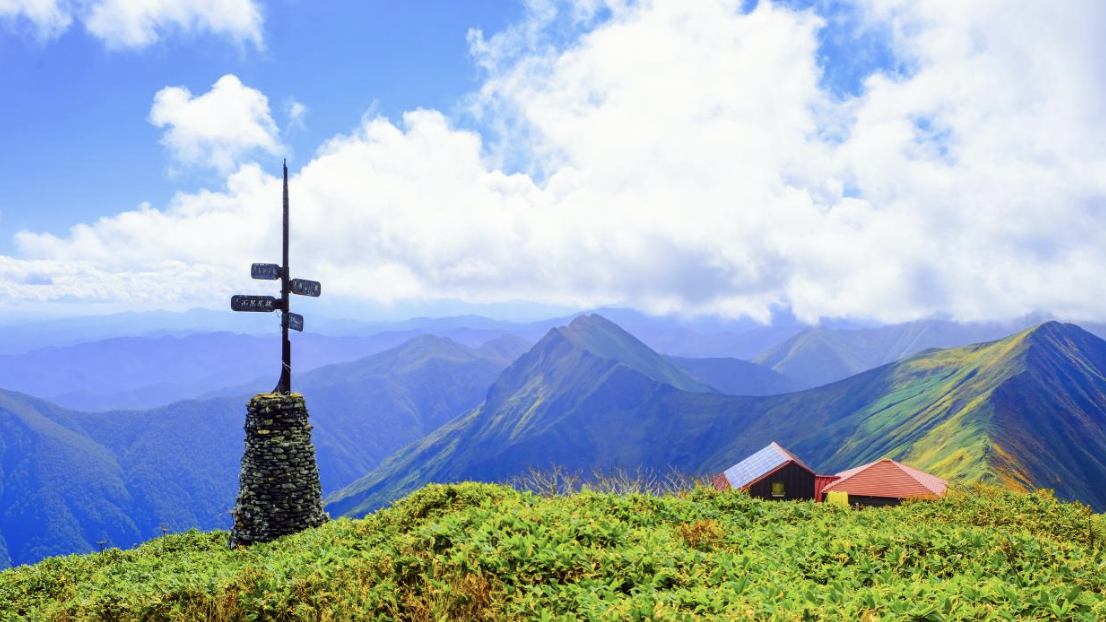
[231, 161, 321, 394]
[231, 295, 279, 312]
[251, 263, 282, 280]
[291, 278, 321, 298]
[286, 313, 304, 332]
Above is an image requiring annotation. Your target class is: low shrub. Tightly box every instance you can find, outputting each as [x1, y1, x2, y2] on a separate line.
[2, 482, 1103, 621]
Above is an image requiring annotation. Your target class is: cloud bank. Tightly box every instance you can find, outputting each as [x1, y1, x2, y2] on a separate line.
[0, 0, 262, 48]
[149, 75, 284, 174]
[5, 0, 1106, 323]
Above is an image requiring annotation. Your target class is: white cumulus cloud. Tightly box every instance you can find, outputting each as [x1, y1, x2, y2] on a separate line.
[0, 0, 262, 48]
[5, 0, 1106, 324]
[285, 98, 308, 133]
[149, 74, 284, 174]
[0, 0, 71, 38]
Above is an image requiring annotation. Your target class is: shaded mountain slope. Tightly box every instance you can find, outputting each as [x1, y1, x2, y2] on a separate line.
[329, 320, 1106, 515]
[189, 333, 532, 494]
[667, 356, 798, 395]
[326, 315, 717, 516]
[298, 334, 529, 490]
[0, 334, 527, 567]
[0, 390, 242, 568]
[0, 391, 138, 567]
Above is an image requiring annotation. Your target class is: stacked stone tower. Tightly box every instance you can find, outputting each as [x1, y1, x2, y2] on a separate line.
[228, 393, 327, 547]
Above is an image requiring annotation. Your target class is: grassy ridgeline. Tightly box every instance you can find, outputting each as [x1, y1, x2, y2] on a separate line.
[2, 484, 1104, 621]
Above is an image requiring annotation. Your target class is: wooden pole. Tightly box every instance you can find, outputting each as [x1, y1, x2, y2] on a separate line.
[276, 160, 292, 393]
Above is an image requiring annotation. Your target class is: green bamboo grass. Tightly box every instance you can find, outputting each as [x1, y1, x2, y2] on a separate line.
[2, 482, 1104, 621]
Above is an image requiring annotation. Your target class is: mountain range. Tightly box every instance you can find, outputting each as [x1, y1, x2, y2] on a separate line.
[0, 329, 532, 412]
[3, 310, 1106, 567]
[0, 334, 528, 568]
[10, 308, 1098, 413]
[754, 319, 1033, 388]
[327, 315, 1106, 516]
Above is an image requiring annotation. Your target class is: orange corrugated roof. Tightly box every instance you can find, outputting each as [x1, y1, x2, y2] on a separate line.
[822, 458, 947, 499]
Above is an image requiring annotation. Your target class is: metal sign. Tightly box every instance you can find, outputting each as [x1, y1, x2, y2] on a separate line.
[251, 263, 282, 280]
[291, 278, 321, 297]
[230, 161, 323, 394]
[231, 295, 279, 312]
[286, 312, 304, 332]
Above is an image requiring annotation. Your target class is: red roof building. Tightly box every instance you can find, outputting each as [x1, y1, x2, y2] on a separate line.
[821, 459, 947, 507]
[813, 474, 840, 502]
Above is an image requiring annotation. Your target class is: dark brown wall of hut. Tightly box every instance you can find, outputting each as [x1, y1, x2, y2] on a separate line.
[746, 462, 815, 501]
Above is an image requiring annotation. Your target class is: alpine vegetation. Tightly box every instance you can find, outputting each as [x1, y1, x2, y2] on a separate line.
[1, 483, 1103, 620]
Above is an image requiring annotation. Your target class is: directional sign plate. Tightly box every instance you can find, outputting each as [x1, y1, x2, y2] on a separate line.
[291, 278, 321, 297]
[231, 295, 279, 312]
[286, 312, 304, 332]
[251, 263, 282, 280]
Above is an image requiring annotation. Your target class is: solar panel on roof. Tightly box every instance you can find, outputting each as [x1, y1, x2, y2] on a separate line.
[722, 444, 788, 489]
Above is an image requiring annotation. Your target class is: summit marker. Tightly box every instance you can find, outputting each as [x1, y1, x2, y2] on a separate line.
[228, 162, 328, 548]
[230, 160, 321, 394]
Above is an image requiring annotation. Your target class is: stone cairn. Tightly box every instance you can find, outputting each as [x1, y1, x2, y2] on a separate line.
[228, 393, 327, 548]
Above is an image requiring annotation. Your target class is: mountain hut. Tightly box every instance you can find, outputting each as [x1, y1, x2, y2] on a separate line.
[820, 459, 947, 507]
[712, 442, 818, 501]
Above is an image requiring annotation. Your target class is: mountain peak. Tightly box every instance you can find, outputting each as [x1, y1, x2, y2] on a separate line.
[381, 334, 475, 363]
[1007, 321, 1102, 356]
[546, 314, 712, 393]
[1022, 320, 1081, 339]
[564, 313, 618, 334]
[403, 333, 465, 348]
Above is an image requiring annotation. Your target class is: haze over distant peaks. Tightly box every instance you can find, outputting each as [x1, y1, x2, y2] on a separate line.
[753, 318, 1051, 388]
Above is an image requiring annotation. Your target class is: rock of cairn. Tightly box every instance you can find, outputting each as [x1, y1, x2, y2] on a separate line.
[228, 393, 327, 548]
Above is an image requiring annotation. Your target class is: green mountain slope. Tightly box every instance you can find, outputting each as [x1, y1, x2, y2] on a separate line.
[330, 320, 1106, 515]
[688, 323, 1106, 502]
[752, 319, 1032, 388]
[776, 322, 1105, 496]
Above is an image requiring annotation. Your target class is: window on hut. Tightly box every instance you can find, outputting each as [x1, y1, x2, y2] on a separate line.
[771, 481, 785, 497]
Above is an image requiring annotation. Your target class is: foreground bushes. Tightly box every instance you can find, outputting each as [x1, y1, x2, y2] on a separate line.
[1, 482, 1104, 621]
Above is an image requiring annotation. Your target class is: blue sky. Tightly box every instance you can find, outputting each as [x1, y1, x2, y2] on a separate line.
[0, 0, 893, 249]
[0, 0, 524, 253]
[1, 0, 1105, 324]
